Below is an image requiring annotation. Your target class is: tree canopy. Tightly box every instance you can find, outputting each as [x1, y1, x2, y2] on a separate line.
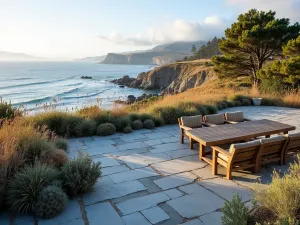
[258, 35, 300, 90]
[212, 9, 300, 85]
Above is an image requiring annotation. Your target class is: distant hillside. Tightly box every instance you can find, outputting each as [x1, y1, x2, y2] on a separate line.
[101, 40, 207, 65]
[75, 55, 107, 62]
[0, 51, 44, 61]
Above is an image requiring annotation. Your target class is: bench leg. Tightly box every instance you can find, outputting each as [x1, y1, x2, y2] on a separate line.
[212, 150, 217, 175]
[199, 144, 205, 160]
[180, 128, 184, 144]
[189, 137, 194, 149]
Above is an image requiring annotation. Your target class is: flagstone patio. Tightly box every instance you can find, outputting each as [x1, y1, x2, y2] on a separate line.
[1, 106, 300, 225]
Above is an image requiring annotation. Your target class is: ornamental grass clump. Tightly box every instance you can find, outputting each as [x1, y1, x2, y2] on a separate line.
[6, 163, 59, 214]
[152, 117, 164, 126]
[61, 153, 101, 197]
[143, 119, 155, 129]
[132, 120, 143, 130]
[40, 149, 69, 168]
[253, 157, 300, 223]
[35, 185, 68, 218]
[96, 123, 116, 136]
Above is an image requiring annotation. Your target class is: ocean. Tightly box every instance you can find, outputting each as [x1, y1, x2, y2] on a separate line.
[0, 61, 158, 112]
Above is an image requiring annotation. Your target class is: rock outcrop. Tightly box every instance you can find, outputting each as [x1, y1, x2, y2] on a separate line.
[111, 75, 135, 86]
[110, 61, 216, 94]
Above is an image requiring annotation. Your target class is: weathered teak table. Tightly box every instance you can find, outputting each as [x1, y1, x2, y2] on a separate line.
[186, 119, 296, 165]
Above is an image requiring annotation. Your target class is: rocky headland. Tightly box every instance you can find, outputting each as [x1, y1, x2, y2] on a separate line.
[111, 61, 216, 97]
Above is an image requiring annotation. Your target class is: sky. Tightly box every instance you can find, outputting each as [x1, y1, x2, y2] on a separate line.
[0, 0, 299, 59]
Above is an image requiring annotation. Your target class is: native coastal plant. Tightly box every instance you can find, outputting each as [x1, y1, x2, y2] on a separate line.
[96, 123, 116, 136]
[222, 193, 249, 225]
[61, 153, 101, 197]
[132, 120, 143, 130]
[40, 149, 69, 167]
[35, 185, 68, 218]
[6, 163, 59, 214]
[74, 120, 96, 137]
[253, 156, 300, 223]
[123, 126, 133, 133]
[0, 100, 21, 120]
[151, 107, 181, 124]
[143, 119, 155, 129]
[54, 138, 68, 151]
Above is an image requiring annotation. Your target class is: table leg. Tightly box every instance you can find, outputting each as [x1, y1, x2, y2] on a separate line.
[199, 144, 205, 160]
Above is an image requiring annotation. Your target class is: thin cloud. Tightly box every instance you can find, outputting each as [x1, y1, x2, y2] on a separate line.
[97, 17, 231, 46]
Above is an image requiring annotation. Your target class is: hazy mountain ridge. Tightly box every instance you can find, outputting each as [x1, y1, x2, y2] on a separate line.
[82, 40, 206, 65]
[0, 51, 45, 61]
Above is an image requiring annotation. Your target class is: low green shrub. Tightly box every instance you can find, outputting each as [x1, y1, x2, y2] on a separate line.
[143, 119, 155, 129]
[93, 110, 112, 125]
[253, 157, 300, 222]
[40, 149, 69, 168]
[96, 123, 116, 136]
[203, 105, 218, 114]
[234, 100, 242, 106]
[261, 98, 282, 106]
[139, 114, 154, 122]
[216, 103, 224, 110]
[152, 117, 164, 126]
[151, 107, 181, 124]
[61, 153, 101, 197]
[67, 116, 83, 137]
[54, 138, 68, 151]
[128, 113, 140, 122]
[197, 106, 208, 115]
[226, 101, 235, 107]
[241, 98, 252, 106]
[30, 112, 72, 137]
[228, 94, 252, 102]
[6, 163, 59, 213]
[35, 185, 68, 218]
[111, 116, 130, 132]
[123, 126, 133, 133]
[132, 120, 143, 130]
[222, 193, 249, 225]
[74, 120, 96, 137]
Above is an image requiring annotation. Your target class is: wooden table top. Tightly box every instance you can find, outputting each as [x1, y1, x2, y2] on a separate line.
[186, 119, 296, 146]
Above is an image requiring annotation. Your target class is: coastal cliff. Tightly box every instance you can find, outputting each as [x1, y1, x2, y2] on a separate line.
[111, 61, 216, 94]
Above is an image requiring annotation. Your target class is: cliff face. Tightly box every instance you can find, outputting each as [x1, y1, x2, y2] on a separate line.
[111, 61, 216, 94]
[101, 53, 128, 64]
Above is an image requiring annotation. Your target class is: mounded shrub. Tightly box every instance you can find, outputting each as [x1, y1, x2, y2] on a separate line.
[203, 105, 218, 114]
[233, 100, 242, 107]
[67, 116, 83, 137]
[216, 103, 224, 110]
[261, 98, 282, 106]
[6, 163, 59, 213]
[152, 117, 164, 126]
[111, 116, 130, 132]
[197, 106, 208, 115]
[35, 185, 68, 218]
[132, 120, 143, 130]
[151, 107, 181, 124]
[61, 153, 101, 197]
[40, 149, 69, 168]
[128, 113, 140, 122]
[182, 107, 200, 116]
[143, 119, 155, 129]
[54, 138, 68, 151]
[139, 114, 154, 122]
[226, 101, 235, 107]
[241, 98, 252, 106]
[74, 120, 96, 137]
[123, 126, 133, 133]
[220, 101, 228, 109]
[96, 123, 116, 136]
